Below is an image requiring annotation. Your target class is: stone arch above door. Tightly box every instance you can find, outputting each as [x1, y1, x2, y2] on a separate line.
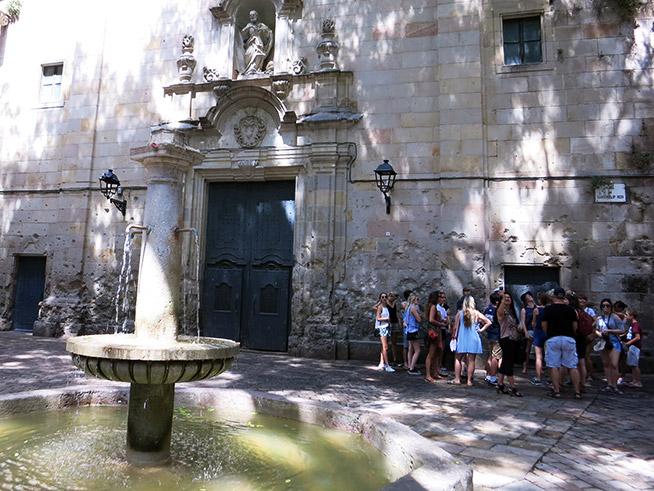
[203, 85, 297, 148]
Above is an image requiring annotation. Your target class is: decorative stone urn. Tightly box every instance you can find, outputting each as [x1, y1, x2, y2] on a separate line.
[316, 19, 339, 71]
[176, 35, 197, 83]
[67, 123, 239, 466]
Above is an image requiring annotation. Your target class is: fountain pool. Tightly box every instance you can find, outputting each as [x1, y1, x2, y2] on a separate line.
[0, 387, 473, 490]
[0, 405, 393, 490]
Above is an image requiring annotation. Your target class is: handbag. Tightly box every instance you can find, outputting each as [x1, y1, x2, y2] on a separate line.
[449, 338, 457, 352]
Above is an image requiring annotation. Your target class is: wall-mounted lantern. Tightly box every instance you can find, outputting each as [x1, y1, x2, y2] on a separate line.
[374, 159, 397, 215]
[99, 169, 127, 217]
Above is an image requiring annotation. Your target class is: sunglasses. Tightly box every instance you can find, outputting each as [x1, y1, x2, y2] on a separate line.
[381, 295, 388, 298]
[601, 304, 611, 308]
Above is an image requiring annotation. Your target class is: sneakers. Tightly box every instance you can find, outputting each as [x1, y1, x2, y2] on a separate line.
[385, 365, 396, 373]
[612, 386, 624, 395]
[617, 378, 627, 386]
[378, 363, 386, 370]
[407, 370, 421, 375]
[484, 376, 498, 385]
[531, 377, 542, 386]
[601, 385, 613, 393]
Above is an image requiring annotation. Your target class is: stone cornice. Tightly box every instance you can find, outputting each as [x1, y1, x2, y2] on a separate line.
[130, 143, 205, 172]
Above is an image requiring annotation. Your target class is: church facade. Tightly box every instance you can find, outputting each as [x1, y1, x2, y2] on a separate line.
[0, 0, 652, 362]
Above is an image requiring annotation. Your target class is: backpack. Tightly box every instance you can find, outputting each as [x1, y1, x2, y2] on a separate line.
[577, 309, 594, 336]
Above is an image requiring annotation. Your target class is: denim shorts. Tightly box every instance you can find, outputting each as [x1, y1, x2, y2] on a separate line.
[606, 334, 622, 352]
[545, 336, 578, 369]
[532, 329, 547, 349]
[627, 345, 641, 367]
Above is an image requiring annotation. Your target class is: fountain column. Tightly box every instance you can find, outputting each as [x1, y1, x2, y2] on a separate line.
[126, 126, 204, 465]
[67, 122, 238, 469]
[130, 129, 204, 342]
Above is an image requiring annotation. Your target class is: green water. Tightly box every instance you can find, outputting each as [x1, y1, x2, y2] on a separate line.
[0, 406, 393, 490]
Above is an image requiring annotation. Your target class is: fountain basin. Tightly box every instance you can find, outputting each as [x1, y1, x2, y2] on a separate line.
[0, 387, 474, 490]
[67, 334, 239, 384]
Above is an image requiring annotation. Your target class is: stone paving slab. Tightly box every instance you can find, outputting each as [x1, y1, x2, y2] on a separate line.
[1, 331, 653, 490]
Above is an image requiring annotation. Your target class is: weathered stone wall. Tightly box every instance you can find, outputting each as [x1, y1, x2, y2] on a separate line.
[0, 0, 651, 368]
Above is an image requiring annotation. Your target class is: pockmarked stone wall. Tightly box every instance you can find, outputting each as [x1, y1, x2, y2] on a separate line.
[0, 0, 651, 368]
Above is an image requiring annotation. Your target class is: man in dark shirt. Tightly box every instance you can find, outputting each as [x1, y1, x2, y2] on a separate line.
[542, 287, 580, 398]
[483, 291, 502, 385]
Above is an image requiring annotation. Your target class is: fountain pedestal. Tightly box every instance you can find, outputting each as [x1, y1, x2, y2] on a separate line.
[67, 126, 239, 466]
[127, 383, 175, 466]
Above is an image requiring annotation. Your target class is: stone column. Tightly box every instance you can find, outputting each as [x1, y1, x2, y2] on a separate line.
[126, 383, 175, 466]
[129, 127, 204, 342]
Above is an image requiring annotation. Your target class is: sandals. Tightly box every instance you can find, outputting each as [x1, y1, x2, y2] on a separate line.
[574, 392, 582, 400]
[508, 387, 523, 397]
[547, 391, 561, 398]
[496, 384, 509, 394]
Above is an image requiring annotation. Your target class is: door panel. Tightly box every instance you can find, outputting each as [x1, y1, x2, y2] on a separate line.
[203, 181, 294, 350]
[202, 267, 243, 341]
[13, 256, 47, 332]
[251, 190, 295, 267]
[205, 186, 248, 265]
[245, 269, 290, 351]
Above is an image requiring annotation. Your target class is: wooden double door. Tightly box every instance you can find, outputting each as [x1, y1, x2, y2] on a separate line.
[202, 181, 295, 351]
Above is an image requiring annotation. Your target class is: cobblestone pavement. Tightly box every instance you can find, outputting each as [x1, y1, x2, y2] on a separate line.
[1, 331, 653, 490]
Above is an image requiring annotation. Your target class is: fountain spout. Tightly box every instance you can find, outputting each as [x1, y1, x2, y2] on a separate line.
[126, 224, 151, 235]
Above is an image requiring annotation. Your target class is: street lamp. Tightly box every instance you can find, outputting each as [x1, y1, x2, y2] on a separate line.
[374, 159, 397, 215]
[99, 169, 127, 217]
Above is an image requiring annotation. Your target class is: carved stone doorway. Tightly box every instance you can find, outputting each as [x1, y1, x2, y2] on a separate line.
[201, 180, 295, 351]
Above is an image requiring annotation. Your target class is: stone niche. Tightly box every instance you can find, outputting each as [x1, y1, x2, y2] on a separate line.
[209, 0, 302, 79]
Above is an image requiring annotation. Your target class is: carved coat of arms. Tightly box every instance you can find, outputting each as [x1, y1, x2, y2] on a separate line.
[234, 115, 266, 148]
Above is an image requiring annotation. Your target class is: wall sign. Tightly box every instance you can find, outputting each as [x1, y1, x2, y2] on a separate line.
[595, 184, 627, 203]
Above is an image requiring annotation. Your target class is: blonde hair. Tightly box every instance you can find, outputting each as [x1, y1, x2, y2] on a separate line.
[462, 295, 476, 328]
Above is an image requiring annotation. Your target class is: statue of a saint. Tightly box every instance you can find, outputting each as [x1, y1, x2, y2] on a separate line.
[237, 10, 273, 76]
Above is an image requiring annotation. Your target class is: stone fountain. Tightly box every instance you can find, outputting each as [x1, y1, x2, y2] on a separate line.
[66, 125, 239, 466]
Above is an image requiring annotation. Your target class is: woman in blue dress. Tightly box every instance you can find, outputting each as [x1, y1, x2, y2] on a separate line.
[451, 295, 492, 386]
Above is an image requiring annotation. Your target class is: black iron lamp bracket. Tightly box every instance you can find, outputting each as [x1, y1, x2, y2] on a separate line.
[99, 169, 127, 217]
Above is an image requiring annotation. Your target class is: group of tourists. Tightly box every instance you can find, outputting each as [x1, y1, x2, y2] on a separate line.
[373, 286, 644, 397]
